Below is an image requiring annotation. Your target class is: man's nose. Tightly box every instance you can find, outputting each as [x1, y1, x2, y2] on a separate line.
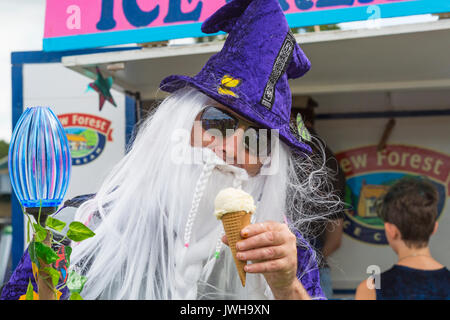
[215, 128, 245, 164]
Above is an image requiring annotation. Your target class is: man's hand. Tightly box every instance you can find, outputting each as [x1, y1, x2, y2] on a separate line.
[222, 221, 310, 299]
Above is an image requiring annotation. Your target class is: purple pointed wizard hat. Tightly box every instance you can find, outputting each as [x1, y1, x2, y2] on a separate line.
[160, 0, 312, 154]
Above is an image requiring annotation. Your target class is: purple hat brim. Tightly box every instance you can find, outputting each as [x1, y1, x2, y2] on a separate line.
[160, 75, 313, 155]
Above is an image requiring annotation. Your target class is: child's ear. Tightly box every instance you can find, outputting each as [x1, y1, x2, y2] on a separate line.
[431, 222, 439, 235]
[384, 222, 400, 240]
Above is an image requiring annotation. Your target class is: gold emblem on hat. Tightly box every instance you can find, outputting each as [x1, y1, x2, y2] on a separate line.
[218, 74, 241, 98]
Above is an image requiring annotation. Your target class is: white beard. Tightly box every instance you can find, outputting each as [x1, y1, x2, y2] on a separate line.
[172, 147, 273, 299]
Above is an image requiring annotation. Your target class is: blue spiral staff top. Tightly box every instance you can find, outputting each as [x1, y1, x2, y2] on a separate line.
[8, 106, 71, 215]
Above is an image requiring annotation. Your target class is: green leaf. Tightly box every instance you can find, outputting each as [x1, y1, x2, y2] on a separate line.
[296, 113, 311, 142]
[33, 223, 48, 242]
[46, 217, 66, 232]
[43, 267, 60, 287]
[28, 241, 40, 269]
[67, 222, 95, 242]
[69, 292, 83, 300]
[26, 279, 35, 300]
[64, 246, 72, 266]
[67, 270, 87, 294]
[34, 241, 59, 265]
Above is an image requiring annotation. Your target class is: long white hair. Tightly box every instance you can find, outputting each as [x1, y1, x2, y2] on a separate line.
[69, 87, 341, 300]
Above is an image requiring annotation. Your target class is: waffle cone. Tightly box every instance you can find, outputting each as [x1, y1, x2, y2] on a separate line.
[220, 210, 252, 287]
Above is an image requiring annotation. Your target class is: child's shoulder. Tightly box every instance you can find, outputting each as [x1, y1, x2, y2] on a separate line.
[355, 277, 376, 300]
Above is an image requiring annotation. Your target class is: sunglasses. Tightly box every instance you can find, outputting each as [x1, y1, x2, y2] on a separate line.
[200, 106, 272, 157]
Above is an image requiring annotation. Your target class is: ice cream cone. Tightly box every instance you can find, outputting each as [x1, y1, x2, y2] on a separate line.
[220, 210, 252, 287]
[214, 188, 256, 287]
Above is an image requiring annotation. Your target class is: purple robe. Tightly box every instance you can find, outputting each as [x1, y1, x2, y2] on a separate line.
[1, 244, 70, 300]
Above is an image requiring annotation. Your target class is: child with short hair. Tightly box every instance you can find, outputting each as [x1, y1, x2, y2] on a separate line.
[355, 176, 450, 300]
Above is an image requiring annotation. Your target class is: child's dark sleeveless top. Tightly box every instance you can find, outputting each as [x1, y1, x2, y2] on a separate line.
[376, 265, 450, 300]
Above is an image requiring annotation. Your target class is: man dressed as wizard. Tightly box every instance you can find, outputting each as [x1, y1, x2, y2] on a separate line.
[2, 0, 341, 300]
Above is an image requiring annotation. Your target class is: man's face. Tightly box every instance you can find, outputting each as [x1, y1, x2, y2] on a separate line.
[190, 100, 268, 177]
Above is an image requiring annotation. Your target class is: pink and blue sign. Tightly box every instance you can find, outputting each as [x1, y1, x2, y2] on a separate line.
[43, 0, 450, 51]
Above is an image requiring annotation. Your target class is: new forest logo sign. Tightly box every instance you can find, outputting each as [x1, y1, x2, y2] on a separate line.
[43, 0, 450, 51]
[58, 113, 114, 166]
[335, 144, 449, 245]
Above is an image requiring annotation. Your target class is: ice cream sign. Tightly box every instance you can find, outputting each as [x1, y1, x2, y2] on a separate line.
[43, 0, 450, 51]
[335, 145, 449, 245]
